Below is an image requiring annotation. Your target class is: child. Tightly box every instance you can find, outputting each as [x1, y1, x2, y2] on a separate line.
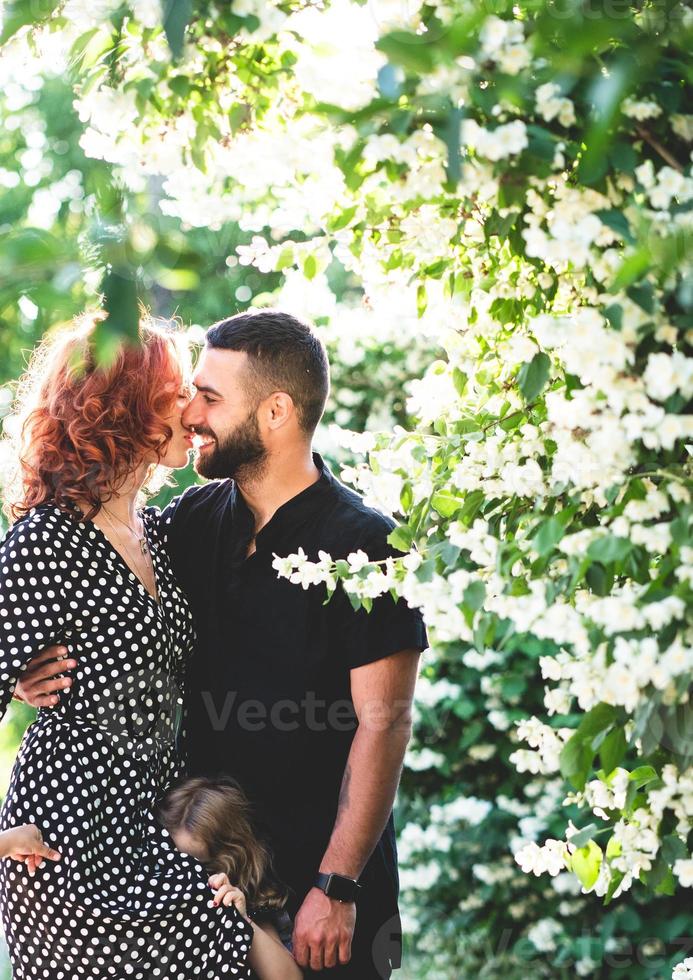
[157, 776, 302, 980]
[0, 823, 61, 876]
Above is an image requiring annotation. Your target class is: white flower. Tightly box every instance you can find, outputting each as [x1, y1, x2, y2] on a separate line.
[272, 553, 296, 579]
[622, 97, 662, 120]
[673, 957, 693, 980]
[673, 859, 693, 888]
[462, 119, 528, 161]
[129, 0, 162, 27]
[527, 917, 563, 952]
[514, 839, 567, 876]
[236, 235, 280, 273]
[431, 795, 492, 825]
[672, 115, 693, 141]
[405, 747, 446, 771]
[535, 82, 576, 127]
[643, 351, 693, 402]
[346, 549, 371, 572]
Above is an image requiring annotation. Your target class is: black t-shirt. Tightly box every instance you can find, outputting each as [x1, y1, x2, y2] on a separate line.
[160, 452, 427, 916]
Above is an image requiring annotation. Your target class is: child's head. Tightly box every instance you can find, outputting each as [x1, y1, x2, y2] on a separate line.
[157, 775, 287, 909]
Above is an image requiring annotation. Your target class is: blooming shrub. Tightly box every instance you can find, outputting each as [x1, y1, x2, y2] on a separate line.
[1, 0, 692, 974]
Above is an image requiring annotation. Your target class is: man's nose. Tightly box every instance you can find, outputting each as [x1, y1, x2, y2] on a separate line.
[181, 396, 202, 430]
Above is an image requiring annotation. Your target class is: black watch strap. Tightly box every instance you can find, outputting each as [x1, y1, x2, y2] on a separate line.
[314, 872, 361, 903]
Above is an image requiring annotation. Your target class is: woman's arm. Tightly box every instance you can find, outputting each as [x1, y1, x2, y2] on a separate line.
[0, 513, 69, 721]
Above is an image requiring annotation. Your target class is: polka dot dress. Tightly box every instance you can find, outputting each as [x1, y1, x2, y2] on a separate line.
[0, 504, 253, 979]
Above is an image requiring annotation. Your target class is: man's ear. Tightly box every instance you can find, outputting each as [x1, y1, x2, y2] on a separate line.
[265, 391, 294, 429]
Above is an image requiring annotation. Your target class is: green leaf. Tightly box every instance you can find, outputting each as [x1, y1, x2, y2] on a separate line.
[609, 141, 638, 173]
[303, 254, 318, 280]
[587, 535, 632, 563]
[569, 823, 599, 849]
[603, 868, 625, 904]
[627, 281, 655, 314]
[559, 733, 594, 791]
[416, 283, 427, 318]
[463, 580, 485, 612]
[431, 491, 463, 518]
[576, 703, 618, 740]
[163, 0, 192, 59]
[572, 840, 603, 890]
[388, 526, 413, 553]
[603, 303, 623, 330]
[154, 268, 200, 290]
[445, 108, 464, 190]
[661, 834, 687, 865]
[600, 726, 627, 774]
[654, 868, 676, 896]
[518, 352, 551, 403]
[595, 209, 634, 244]
[628, 765, 658, 789]
[611, 248, 650, 291]
[168, 75, 191, 98]
[327, 206, 358, 232]
[228, 103, 250, 133]
[532, 517, 565, 556]
[586, 562, 611, 596]
[526, 124, 557, 162]
[376, 30, 437, 73]
[98, 267, 140, 363]
[640, 854, 672, 891]
[0, 0, 59, 44]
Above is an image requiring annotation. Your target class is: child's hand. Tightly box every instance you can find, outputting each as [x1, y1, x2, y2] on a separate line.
[0, 824, 61, 876]
[208, 872, 248, 919]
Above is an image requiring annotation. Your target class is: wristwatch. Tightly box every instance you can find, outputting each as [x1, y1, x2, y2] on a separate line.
[314, 872, 361, 903]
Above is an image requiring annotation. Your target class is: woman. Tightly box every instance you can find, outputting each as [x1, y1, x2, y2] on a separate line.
[0, 313, 253, 979]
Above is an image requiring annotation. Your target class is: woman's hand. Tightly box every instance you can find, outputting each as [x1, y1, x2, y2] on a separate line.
[208, 872, 248, 919]
[0, 824, 61, 875]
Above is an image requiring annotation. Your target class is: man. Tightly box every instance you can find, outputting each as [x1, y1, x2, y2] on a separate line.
[17, 310, 427, 978]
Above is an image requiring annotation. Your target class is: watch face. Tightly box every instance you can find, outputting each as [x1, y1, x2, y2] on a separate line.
[327, 874, 357, 902]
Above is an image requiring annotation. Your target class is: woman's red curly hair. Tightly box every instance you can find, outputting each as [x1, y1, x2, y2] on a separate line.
[4, 311, 190, 523]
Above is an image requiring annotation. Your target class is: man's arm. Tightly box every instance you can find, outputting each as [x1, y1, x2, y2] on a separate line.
[14, 646, 75, 707]
[292, 648, 420, 972]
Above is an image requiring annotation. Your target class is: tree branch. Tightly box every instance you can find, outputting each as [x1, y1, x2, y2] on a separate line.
[635, 125, 684, 174]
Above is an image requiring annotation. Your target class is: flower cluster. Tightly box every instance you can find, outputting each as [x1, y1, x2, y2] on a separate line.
[4, 0, 692, 974]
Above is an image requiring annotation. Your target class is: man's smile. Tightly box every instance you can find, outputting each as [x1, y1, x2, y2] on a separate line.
[193, 434, 216, 451]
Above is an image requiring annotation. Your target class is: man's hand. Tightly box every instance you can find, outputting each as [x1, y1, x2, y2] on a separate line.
[292, 887, 356, 971]
[14, 646, 76, 708]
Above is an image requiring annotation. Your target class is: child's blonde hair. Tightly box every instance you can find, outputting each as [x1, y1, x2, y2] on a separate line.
[157, 776, 288, 910]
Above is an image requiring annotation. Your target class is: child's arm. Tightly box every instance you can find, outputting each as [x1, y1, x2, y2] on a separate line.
[209, 873, 303, 980]
[0, 824, 61, 876]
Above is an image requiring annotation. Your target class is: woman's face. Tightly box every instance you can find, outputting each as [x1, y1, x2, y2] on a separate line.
[151, 378, 194, 470]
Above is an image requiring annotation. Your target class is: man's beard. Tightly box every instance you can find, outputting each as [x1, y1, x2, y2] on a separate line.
[194, 410, 268, 481]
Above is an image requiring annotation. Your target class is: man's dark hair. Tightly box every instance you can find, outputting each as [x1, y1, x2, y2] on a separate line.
[206, 310, 330, 434]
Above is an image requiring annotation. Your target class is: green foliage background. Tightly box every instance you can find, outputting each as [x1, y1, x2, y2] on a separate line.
[0, 1, 691, 978]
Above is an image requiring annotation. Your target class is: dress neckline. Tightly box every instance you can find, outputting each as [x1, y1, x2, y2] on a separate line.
[80, 508, 163, 610]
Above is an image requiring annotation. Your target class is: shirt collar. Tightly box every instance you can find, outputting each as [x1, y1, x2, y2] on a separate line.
[232, 451, 335, 553]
